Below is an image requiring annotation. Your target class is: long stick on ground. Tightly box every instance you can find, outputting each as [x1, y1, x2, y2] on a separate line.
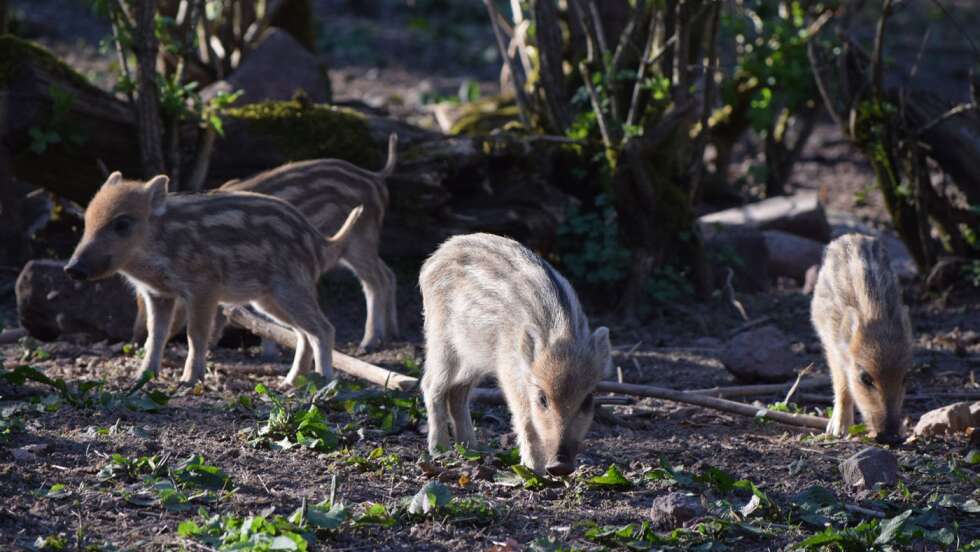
[684, 377, 830, 399]
[224, 307, 829, 431]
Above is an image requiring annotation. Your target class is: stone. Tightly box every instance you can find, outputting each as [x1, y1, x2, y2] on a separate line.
[721, 325, 798, 383]
[763, 230, 825, 283]
[11, 447, 37, 463]
[16, 259, 137, 343]
[202, 28, 330, 106]
[649, 492, 705, 529]
[925, 257, 967, 290]
[839, 447, 898, 489]
[703, 224, 770, 293]
[913, 402, 975, 437]
[699, 191, 831, 243]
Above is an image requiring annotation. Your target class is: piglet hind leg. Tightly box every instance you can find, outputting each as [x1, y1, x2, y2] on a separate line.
[421, 342, 457, 455]
[254, 287, 334, 385]
[446, 383, 476, 446]
[282, 331, 313, 387]
[180, 295, 219, 384]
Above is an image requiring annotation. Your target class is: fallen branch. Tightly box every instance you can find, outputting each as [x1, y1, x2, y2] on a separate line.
[783, 364, 815, 403]
[0, 327, 27, 345]
[224, 306, 829, 431]
[223, 306, 417, 392]
[595, 380, 829, 430]
[685, 376, 829, 399]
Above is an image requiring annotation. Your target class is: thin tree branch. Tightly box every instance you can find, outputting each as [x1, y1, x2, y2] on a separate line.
[484, 0, 532, 126]
[579, 61, 614, 150]
[870, 0, 893, 102]
[807, 41, 847, 131]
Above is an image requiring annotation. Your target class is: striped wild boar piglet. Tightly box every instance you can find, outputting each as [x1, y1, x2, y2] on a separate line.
[419, 233, 611, 476]
[220, 134, 398, 352]
[65, 171, 362, 386]
[134, 134, 399, 353]
[811, 233, 912, 445]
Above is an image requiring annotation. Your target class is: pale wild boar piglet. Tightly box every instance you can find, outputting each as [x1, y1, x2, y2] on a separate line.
[420, 233, 611, 476]
[65, 172, 362, 386]
[134, 134, 399, 352]
[811, 233, 912, 445]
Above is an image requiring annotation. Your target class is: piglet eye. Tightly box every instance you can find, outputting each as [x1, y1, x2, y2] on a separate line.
[860, 371, 874, 388]
[113, 216, 133, 237]
[580, 393, 594, 412]
[537, 391, 548, 410]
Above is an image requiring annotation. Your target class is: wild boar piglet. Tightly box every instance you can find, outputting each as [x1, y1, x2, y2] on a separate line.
[420, 233, 611, 476]
[811, 233, 912, 445]
[134, 134, 400, 353]
[65, 172, 362, 386]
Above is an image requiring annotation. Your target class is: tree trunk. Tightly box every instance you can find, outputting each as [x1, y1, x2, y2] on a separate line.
[532, 0, 568, 132]
[133, 0, 166, 178]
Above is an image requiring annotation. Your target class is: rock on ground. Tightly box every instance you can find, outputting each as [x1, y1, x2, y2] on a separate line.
[703, 224, 770, 293]
[698, 191, 831, 243]
[16, 259, 136, 343]
[839, 447, 898, 489]
[763, 230, 825, 283]
[649, 492, 705, 529]
[202, 27, 330, 106]
[721, 325, 798, 383]
[913, 402, 976, 437]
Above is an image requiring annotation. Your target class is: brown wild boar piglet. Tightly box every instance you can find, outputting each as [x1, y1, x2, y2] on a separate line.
[811, 233, 912, 445]
[133, 134, 400, 353]
[65, 171, 361, 386]
[419, 233, 611, 476]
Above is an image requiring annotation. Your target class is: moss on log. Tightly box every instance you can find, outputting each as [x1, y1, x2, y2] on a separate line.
[0, 35, 98, 91]
[219, 99, 382, 172]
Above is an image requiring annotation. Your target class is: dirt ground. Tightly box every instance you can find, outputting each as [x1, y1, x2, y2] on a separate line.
[3, 1, 980, 550]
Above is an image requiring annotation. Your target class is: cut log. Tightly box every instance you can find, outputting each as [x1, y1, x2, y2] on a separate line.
[1, 38, 577, 259]
[1, 36, 142, 204]
[763, 230, 825, 282]
[223, 306, 417, 392]
[16, 259, 136, 343]
[225, 306, 829, 431]
[699, 191, 831, 243]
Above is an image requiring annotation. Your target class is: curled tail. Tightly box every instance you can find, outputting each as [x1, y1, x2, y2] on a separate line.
[327, 205, 364, 249]
[380, 133, 398, 178]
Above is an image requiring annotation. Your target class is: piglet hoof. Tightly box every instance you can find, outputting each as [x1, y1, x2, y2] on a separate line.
[356, 339, 383, 355]
[134, 369, 157, 384]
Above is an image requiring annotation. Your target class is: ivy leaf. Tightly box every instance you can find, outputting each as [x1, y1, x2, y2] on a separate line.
[587, 464, 633, 489]
[408, 481, 452, 515]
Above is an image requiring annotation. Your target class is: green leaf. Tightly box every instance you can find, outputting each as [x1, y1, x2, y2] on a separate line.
[587, 464, 633, 489]
[494, 447, 521, 467]
[305, 503, 347, 530]
[177, 520, 201, 537]
[355, 503, 396, 527]
[408, 481, 452, 515]
[511, 464, 550, 490]
[42, 483, 70, 499]
[874, 509, 914, 545]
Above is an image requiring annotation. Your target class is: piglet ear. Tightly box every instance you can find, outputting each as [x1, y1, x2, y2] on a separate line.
[899, 305, 912, 339]
[519, 325, 541, 367]
[591, 326, 612, 377]
[143, 175, 170, 216]
[101, 171, 123, 189]
[839, 306, 861, 350]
